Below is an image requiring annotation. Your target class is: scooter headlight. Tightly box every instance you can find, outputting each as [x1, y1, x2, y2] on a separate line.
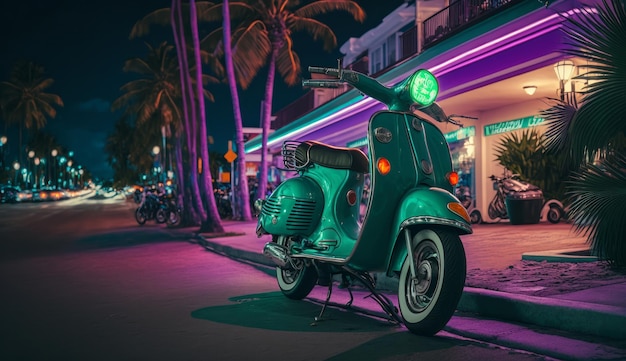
[407, 69, 439, 107]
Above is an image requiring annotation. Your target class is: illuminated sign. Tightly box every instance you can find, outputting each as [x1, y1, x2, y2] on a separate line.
[445, 126, 475, 143]
[484, 116, 544, 136]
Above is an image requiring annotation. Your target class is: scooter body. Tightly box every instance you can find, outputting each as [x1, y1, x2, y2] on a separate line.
[256, 64, 472, 335]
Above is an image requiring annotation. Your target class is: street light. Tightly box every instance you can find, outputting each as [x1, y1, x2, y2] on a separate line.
[0, 135, 7, 170]
[152, 145, 161, 184]
[28, 150, 35, 189]
[13, 161, 20, 186]
[34, 157, 40, 189]
[51, 149, 58, 189]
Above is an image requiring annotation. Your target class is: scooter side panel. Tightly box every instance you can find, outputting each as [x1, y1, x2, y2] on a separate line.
[257, 177, 324, 237]
[348, 111, 418, 271]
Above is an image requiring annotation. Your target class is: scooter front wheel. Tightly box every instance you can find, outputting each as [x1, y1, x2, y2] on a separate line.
[398, 228, 466, 336]
[275, 236, 318, 300]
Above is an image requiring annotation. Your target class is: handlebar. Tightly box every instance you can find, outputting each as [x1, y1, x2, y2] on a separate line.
[302, 79, 341, 88]
[304, 60, 440, 115]
[308, 66, 341, 77]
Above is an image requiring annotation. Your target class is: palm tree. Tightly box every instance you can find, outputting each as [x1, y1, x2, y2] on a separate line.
[132, 1, 254, 222]
[112, 40, 205, 225]
[541, 0, 626, 266]
[105, 117, 144, 187]
[0, 61, 64, 165]
[220, 0, 253, 221]
[214, 0, 365, 199]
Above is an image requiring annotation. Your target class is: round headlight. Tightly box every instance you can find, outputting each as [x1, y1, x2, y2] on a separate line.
[407, 69, 439, 107]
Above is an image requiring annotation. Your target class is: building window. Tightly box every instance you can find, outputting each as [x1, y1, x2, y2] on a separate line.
[369, 33, 399, 74]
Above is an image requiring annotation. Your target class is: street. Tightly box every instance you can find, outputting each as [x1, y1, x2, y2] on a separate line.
[0, 195, 554, 360]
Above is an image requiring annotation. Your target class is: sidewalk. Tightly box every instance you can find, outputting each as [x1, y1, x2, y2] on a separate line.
[191, 220, 626, 360]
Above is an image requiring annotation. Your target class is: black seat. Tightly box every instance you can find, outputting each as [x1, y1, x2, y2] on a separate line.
[295, 141, 369, 173]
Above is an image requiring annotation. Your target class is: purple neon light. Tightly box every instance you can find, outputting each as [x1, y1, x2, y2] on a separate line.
[251, 5, 593, 153]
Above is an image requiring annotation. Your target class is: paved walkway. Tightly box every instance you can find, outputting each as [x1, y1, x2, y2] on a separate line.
[190, 220, 626, 361]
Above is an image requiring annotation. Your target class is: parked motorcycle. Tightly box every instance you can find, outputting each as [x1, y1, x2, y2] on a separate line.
[487, 172, 563, 223]
[135, 189, 167, 225]
[254, 61, 472, 336]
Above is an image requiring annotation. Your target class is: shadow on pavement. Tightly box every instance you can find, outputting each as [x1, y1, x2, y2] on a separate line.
[191, 291, 396, 333]
[69, 226, 183, 251]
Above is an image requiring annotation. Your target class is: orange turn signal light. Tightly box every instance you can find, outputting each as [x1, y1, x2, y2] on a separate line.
[446, 171, 459, 186]
[377, 157, 391, 175]
[447, 202, 470, 223]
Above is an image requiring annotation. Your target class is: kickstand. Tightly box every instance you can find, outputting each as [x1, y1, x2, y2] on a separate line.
[311, 280, 333, 326]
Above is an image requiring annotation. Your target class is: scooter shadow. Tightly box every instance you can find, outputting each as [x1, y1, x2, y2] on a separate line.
[191, 290, 400, 333]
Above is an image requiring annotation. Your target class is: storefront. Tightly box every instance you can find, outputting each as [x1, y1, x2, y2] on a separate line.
[244, 0, 589, 223]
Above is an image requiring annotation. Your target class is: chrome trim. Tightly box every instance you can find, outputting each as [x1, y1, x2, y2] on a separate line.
[291, 253, 349, 265]
[400, 216, 472, 234]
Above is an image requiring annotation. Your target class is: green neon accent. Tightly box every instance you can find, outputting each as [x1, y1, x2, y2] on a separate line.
[347, 137, 368, 148]
[484, 116, 544, 136]
[444, 126, 475, 143]
[244, 1, 544, 154]
[408, 69, 438, 106]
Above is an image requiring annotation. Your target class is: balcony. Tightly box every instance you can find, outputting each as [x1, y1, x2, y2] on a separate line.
[423, 0, 523, 49]
[272, 0, 523, 130]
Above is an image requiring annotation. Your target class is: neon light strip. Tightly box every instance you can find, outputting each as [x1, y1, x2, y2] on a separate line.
[246, 6, 591, 154]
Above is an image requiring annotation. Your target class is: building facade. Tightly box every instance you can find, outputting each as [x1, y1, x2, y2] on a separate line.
[244, 0, 594, 223]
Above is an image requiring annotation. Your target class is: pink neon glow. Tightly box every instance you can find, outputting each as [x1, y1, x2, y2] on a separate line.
[250, 5, 596, 153]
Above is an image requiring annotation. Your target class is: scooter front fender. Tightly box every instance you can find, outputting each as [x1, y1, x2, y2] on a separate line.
[386, 187, 472, 274]
[394, 187, 472, 234]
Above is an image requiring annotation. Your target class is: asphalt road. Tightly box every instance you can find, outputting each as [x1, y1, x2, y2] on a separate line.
[0, 195, 552, 360]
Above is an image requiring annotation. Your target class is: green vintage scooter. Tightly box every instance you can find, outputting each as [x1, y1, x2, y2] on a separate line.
[255, 61, 472, 336]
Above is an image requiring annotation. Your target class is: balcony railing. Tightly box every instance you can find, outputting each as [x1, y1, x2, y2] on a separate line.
[272, 0, 523, 131]
[423, 0, 522, 49]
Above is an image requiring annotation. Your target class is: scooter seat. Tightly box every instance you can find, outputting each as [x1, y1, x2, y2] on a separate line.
[295, 140, 369, 173]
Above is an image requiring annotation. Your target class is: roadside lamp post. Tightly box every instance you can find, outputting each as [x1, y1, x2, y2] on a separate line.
[51, 149, 58, 189]
[13, 161, 20, 186]
[28, 150, 35, 189]
[34, 157, 40, 189]
[67, 160, 73, 188]
[79, 168, 84, 188]
[0, 135, 7, 170]
[152, 145, 160, 184]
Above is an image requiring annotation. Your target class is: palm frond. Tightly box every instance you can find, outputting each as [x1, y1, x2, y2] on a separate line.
[539, 99, 576, 154]
[275, 37, 300, 85]
[289, 16, 336, 51]
[130, 8, 173, 39]
[295, 0, 365, 23]
[566, 153, 626, 265]
[232, 20, 271, 89]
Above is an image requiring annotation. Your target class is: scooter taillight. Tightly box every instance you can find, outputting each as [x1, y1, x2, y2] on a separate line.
[446, 171, 459, 186]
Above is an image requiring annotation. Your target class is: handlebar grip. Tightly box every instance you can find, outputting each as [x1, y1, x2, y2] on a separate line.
[302, 79, 341, 88]
[308, 66, 340, 77]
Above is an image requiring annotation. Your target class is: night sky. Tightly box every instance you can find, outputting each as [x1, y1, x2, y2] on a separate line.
[1, 0, 406, 180]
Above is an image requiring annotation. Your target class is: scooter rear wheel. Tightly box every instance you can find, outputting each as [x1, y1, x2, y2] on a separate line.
[398, 228, 466, 336]
[275, 236, 318, 300]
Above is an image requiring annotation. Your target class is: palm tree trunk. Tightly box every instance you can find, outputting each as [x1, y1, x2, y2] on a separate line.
[189, 0, 223, 233]
[171, 0, 205, 225]
[258, 49, 278, 200]
[223, 0, 252, 221]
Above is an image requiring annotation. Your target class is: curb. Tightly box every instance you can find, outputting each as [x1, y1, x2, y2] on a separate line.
[196, 235, 626, 340]
[522, 247, 598, 263]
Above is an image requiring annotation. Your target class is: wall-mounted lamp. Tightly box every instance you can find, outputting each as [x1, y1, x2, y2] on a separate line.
[523, 85, 537, 95]
[554, 60, 576, 104]
[554, 60, 575, 82]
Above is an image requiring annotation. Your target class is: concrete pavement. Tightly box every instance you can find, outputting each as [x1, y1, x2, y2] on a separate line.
[191, 219, 626, 361]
